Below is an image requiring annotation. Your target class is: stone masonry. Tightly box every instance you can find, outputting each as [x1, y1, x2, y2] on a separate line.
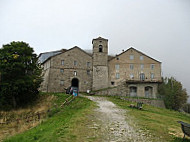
[39, 37, 162, 98]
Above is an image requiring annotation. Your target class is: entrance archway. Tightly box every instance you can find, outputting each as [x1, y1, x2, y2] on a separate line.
[71, 78, 79, 88]
[145, 86, 153, 98]
[129, 86, 137, 97]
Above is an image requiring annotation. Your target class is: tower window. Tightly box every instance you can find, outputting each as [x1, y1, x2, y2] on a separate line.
[99, 45, 103, 52]
[74, 60, 77, 66]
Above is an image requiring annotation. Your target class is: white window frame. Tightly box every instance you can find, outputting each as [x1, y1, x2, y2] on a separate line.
[141, 64, 144, 69]
[140, 55, 144, 60]
[116, 73, 120, 79]
[115, 64, 120, 70]
[151, 73, 154, 79]
[61, 60, 64, 65]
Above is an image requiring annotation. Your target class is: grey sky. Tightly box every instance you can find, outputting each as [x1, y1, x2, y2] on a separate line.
[0, 0, 190, 102]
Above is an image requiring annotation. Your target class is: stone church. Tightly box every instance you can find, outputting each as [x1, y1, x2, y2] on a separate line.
[39, 37, 162, 98]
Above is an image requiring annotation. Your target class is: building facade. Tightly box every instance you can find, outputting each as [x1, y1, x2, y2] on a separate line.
[40, 37, 162, 98]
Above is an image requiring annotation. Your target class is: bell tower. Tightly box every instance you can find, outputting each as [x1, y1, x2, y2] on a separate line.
[92, 37, 108, 90]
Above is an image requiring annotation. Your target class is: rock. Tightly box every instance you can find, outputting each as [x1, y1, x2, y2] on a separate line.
[110, 128, 115, 131]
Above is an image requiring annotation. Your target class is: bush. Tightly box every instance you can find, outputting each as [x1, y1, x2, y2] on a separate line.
[158, 77, 188, 111]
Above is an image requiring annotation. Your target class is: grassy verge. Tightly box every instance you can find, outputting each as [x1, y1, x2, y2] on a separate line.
[108, 96, 190, 142]
[4, 93, 96, 142]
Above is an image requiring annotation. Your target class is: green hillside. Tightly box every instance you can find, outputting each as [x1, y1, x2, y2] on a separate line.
[108, 96, 190, 142]
[3, 93, 190, 142]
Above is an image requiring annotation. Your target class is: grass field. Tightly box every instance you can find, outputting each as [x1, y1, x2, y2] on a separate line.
[4, 93, 96, 142]
[108, 96, 190, 142]
[3, 94, 190, 142]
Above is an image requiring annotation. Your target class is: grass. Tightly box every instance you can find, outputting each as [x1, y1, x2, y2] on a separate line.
[4, 93, 96, 142]
[108, 96, 190, 142]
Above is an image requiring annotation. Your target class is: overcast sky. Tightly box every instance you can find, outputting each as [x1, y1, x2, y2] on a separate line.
[0, 0, 190, 102]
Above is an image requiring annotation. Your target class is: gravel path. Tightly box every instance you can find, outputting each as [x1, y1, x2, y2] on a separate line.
[85, 96, 153, 142]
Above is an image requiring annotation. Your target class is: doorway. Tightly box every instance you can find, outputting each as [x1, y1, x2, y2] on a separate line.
[71, 78, 79, 88]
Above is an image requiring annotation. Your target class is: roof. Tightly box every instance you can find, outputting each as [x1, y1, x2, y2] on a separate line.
[40, 46, 93, 64]
[38, 49, 67, 63]
[109, 47, 161, 63]
[92, 37, 108, 44]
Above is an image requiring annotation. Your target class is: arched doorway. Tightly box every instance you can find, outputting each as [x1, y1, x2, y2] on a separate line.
[129, 86, 137, 97]
[71, 78, 79, 88]
[145, 86, 153, 98]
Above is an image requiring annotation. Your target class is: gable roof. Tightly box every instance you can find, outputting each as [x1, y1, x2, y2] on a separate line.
[110, 47, 161, 63]
[41, 46, 92, 64]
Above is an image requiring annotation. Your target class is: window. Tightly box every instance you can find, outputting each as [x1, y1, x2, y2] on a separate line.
[130, 55, 134, 60]
[130, 74, 134, 79]
[151, 73, 154, 79]
[130, 64, 134, 70]
[60, 80, 64, 85]
[150, 64, 155, 70]
[140, 73, 145, 81]
[140, 64, 144, 69]
[116, 73, 120, 79]
[74, 71, 77, 76]
[111, 81, 115, 85]
[115, 64, 119, 70]
[60, 69, 64, 73]
[87, 62, 90, 67]
[87, 70, 90, 75]
[99, 45, 103, 52]
[61, 60, 64, 65]
[74, 61, 77, 66]
[116, 57, 119, 60]
[140, 56, 144, 60]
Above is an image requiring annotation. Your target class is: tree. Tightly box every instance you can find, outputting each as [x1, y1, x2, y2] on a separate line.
[0, 41, 43, 110]
[158, 77, 188, 110]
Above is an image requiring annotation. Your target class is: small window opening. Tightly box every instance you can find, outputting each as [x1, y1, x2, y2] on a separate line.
[74, 71, 77, 76]
[111, 82, 115, 85]
[87, 70, 90, 75]
[60, 69, 64, 73]
[99, 45, 103, 52]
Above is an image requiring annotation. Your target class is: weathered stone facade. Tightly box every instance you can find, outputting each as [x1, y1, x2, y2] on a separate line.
[40, 37, 162, 98]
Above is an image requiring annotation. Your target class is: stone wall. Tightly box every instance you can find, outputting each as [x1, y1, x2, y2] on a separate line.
[92, 82, 158, 98]
[108, 48, 162, 87]
[120, 97, 165, 108]
[41, 47, 93, 92]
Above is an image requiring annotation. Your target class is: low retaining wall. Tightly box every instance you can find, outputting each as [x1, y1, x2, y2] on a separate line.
[120, 97, 165, 108]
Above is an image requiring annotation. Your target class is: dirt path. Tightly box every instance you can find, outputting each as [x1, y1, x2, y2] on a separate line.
[85, 96, 153, 142]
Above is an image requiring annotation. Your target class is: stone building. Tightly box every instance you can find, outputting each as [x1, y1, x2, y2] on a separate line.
[39, 37, 162, 98]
